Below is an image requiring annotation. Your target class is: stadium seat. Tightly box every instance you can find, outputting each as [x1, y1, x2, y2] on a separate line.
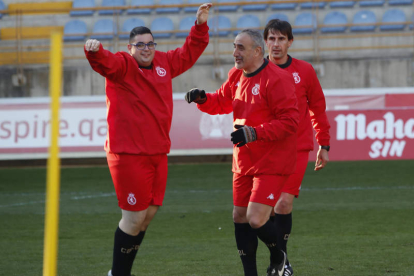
[389, 0, 413, 5]
[216, 0, 238, 12]
[267, 13, 289, 23]
[271, 3, 297, 10]
[234, 14, 260, 35]
[151, 17, 174, 38]
[176, 16, 196, 37]
[359, 1, 385, 7]
[410, 15, 414, 29]
[321, 11, 347, 33]
[64, 20, 88, 41]
[300, 1, 326, 9]
[91, 19, 116, 40]
[243, 0, 268, 11]
[127, 0, 153, 14]
[70, 0, 95, 16]
[330, 1, 355, 8]
[120, 18, 145, 39]
[184, 0, 204, 13]
[380, 9, 406, 31]
[99, 0, 126, 15]
[350, 10, 377, 32]
[208, 15, 232, 37]
[0, 0, 6, 19]
[293, 12, 317, 34]
[156, 0, 182, 13]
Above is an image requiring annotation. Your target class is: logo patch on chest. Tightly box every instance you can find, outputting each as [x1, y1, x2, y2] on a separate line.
[252, 83, 260, 95]
[156, 66, 166, 77]
[293, 72, 301, 84]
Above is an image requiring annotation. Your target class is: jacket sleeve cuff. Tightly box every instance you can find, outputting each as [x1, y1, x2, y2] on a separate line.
[193, 20, 209, 33]
[318, 139, 330, 146]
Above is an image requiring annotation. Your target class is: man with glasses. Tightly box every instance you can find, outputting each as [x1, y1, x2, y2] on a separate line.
[84, 3, 211, 276]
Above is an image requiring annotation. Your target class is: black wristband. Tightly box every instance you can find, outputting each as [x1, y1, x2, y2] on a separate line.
[320, 145, 330, 152]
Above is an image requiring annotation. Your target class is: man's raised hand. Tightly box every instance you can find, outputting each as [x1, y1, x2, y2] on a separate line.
[196, 3, 212, 25]
[85, 39, 101, 52]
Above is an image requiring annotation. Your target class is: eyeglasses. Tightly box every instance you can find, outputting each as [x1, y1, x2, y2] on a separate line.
[130, 42, 157, 50]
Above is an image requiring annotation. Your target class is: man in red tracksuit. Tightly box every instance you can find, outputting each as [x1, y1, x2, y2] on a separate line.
[264, 19, 331, 276]
[185, 29, 299, 276]
[84, 3, 211, 276]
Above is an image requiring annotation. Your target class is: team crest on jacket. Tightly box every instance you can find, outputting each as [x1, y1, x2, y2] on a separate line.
[127, 193, 137, 205]
[252, 84, 260, 95]
[156, 66, 166, 77]
[293, 72, 301, 84]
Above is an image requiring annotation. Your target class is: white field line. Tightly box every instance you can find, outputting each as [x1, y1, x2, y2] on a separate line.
[0, 186, 413, 208]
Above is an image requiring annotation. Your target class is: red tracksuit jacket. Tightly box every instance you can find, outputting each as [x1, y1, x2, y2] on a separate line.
[277, 56, 330, 151]
[85, 22, 209, 155]
[197, 59, 299, 175]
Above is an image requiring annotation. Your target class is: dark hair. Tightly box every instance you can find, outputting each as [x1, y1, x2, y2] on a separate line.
[129, 26, 153, 43]
[263, 19, 294, 41]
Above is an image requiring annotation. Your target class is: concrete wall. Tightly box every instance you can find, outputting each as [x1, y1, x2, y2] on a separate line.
[1, 51, 413, 98]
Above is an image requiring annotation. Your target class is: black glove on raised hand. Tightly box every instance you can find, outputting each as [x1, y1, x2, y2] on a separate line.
[231, 125, 257, 147]
[185, 88, 207, 104]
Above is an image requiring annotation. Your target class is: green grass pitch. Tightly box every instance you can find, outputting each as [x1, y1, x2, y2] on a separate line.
[0, 160, 413, 276]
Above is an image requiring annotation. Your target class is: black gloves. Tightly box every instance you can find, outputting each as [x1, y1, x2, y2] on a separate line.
[231, 125, 257, 147]
[185, 88, 207, 104]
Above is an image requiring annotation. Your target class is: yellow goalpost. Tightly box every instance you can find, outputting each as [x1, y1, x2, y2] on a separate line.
[42, 31, 63, 276]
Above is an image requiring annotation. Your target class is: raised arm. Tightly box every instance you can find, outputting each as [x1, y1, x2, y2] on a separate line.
[167, 3, 211, 78]
[84, 39, 126, 80]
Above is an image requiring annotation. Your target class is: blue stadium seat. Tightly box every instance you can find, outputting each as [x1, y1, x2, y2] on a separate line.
[410, 15, 414, 29]
[234, 14, 260, 35]
[321, 11, 347, 33]
[271, 3, 297, 10]
[176, 16, 196, 37]
[91, 19, 116, 40]
[389, 0, 413, 5]
[156, 0, 182, 13]
[350, 10, 377, 32]
[216, 0, 238, 12]
[127, 0, 153, 14]
[267, 13, 289, 24]
[119, 18, 145, 39]
[359, 1, 385, 6]
[380, 9, 406, 31]
[0, 0, 7, 19]
[208, 15, 232, 37]
[300, 1, 326, 9]
[293, 12, 317, 34]
[151, 17, 174, 38]
[184, 0, 204, 13]
[243, 0, 268, 11]
[330, 1, 355, 8]
[99, 0, 126, 15]
[71, 0, 95, 16]
[64, 20, 88, 41]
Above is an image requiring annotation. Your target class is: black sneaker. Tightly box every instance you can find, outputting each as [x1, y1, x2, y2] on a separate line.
[283, 264, 294, 276]
[266, 251, 287, 276]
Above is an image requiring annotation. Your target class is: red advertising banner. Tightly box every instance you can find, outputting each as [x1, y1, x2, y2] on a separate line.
[0, 94, 413, 161]
[311, 109, 414, 161]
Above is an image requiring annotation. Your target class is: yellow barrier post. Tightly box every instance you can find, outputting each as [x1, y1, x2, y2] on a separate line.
[42, 31, 63, 276]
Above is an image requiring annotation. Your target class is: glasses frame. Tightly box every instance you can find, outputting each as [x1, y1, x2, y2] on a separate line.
[130, 42, 157, 50]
